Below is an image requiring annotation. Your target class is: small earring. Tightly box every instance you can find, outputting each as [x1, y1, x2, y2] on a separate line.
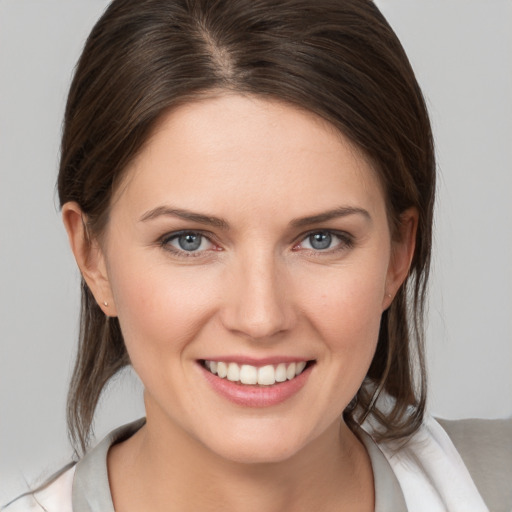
[387, 293, 392, 299]
[103, 301, 109, 307]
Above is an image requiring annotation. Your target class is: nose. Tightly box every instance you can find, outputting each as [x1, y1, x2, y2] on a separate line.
[220, 251, 295, 341]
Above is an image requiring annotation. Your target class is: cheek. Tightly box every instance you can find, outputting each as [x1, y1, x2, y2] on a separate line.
[107, 254, 219, 365]
[297, 259, 388, 355]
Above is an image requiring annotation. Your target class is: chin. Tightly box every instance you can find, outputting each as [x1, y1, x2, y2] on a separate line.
[198, 421, 314, 465]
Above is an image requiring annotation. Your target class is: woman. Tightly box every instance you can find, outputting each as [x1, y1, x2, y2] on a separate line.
[3, 0, 509, 511]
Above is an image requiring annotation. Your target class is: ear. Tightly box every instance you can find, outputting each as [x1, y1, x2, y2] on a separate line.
[62, 202, 117, 317]
[382, 207, 418, 311]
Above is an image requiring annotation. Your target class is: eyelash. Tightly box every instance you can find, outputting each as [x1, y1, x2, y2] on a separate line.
[158, 229, 354, 258]
[293, 230, 354, 254]
[159, 230, 218, 258]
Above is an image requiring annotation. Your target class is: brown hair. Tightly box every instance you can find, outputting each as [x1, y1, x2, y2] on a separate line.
[58, 0, 435, 455]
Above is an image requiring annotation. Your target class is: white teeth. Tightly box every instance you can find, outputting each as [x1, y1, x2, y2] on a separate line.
[275, 363, 287, 383]
[295, 361, 307, 375]
[217, 361, 228, 378]
[258, 365, 276, 386]
[227, 362, 240, 382]
[204, 360, 309, 385]
[240, 364, 258, 385]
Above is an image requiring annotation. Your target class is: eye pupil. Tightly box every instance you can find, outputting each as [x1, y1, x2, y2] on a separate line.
[178, 233, 202, 251]
[309, 232, 331, 250]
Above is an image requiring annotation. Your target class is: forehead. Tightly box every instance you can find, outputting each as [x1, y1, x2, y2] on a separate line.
[113, 94, 386, 224]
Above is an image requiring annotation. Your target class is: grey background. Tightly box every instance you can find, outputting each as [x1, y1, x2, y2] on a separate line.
[1, 0, 511, 503]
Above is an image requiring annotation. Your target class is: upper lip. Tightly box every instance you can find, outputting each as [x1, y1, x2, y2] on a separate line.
[199, 356, 313, 367]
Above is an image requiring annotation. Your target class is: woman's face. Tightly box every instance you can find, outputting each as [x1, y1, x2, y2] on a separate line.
[76, 94, 414, 464]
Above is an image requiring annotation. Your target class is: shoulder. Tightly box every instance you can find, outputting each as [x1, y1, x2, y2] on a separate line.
[3, 419, 145, 512]
[2, 465, 75, 512]
[437, 416, 512, 512]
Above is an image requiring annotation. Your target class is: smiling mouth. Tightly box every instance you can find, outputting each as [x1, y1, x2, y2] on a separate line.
[200, 360, 315, 386]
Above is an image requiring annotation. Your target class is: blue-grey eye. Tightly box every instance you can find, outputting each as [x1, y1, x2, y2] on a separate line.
[162, 231, 215, 255]
[308, 232, 332, 250]
[177, 233, 203, 251]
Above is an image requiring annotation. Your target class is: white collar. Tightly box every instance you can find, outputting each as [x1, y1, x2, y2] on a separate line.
[361, 397, 488, 512]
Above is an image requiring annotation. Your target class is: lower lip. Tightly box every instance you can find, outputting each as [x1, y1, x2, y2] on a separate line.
[199, 363, 313, 407]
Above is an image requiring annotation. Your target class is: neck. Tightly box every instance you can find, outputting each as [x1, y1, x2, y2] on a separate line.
[108, 412, 374, 512]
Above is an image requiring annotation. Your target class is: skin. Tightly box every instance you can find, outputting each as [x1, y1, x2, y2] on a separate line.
[63, 94, 417, 512]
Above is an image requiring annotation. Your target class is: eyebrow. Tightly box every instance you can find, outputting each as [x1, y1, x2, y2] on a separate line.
[139, 205, 371, 229]
[289, 206, 372, 228]
[139, 206, 230, 229]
